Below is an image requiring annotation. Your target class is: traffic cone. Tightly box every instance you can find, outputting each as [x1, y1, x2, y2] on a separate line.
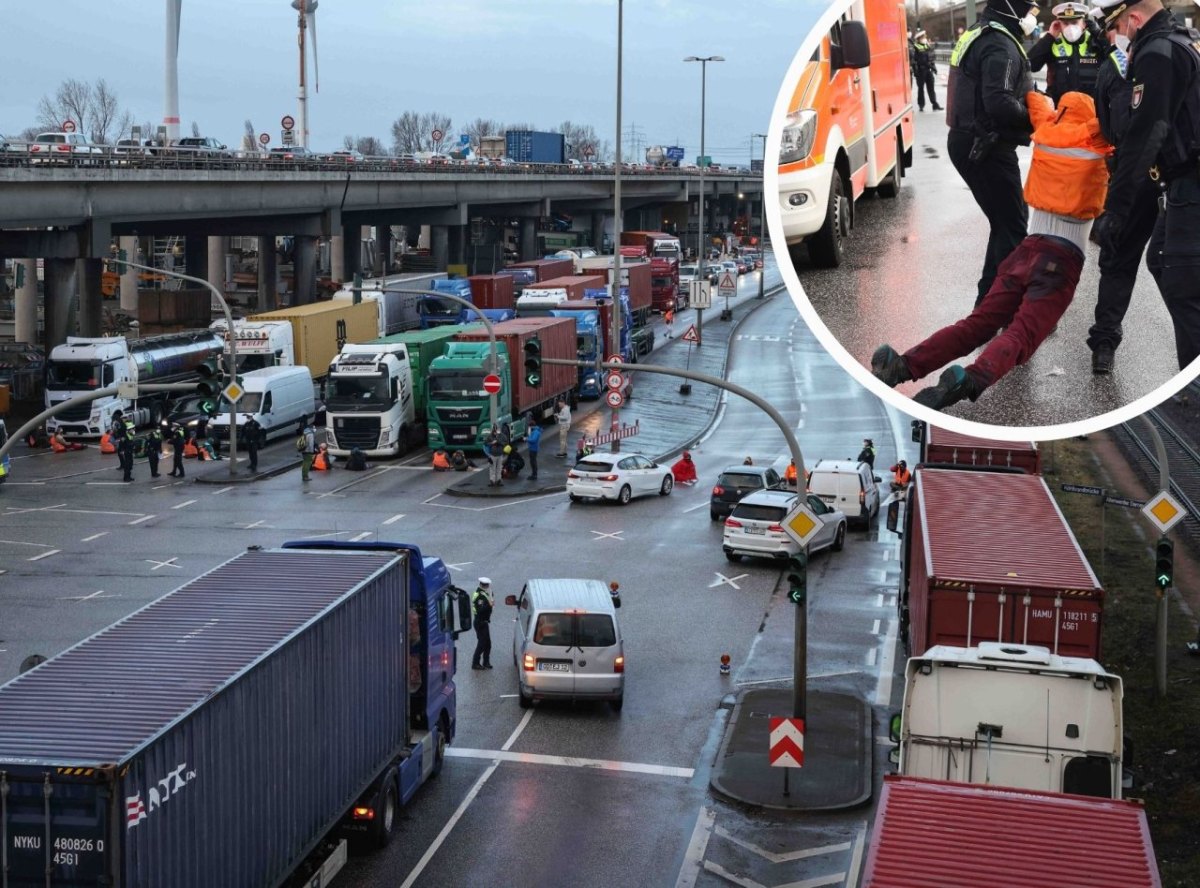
[719, 654, 731, 676]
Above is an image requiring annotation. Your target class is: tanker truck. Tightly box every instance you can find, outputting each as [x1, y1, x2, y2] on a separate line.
[44, 332, 224, 438]
[645, 145, 685, 168]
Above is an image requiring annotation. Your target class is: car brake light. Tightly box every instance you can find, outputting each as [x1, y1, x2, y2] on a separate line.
[725, 518, 742, 528]
[768, 524, 784, 532]
[352, 806, 375, 820]
[523, 653, 535, 672]
[567, 471, 579, 479]
[713, 485, 725, 495]
[859, 490, 865, 503]
[614, 656, 624, 673]
[600, 474, 618, 482]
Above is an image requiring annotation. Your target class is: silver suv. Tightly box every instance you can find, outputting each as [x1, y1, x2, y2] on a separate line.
[172, 136, 231, 158]
[722, 489, 846, 562]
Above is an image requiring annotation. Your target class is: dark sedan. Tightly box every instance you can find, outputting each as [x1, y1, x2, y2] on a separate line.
[709, 464, 787, 521]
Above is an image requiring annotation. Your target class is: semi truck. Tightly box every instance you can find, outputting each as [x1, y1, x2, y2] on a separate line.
[0, 539, 471, 888]
[426, 317, 577, 451]
[331, 272, 447, 336]
[209, 319, 296, 371]
[576, 256, 654, 327]
[516, 275, 607, 307]
[920, 424, 1042, 474]
[44, 331, 224, 437]
[619, 232, 682, 312]
[467, 274, 516, 311]
[324, 342, 418, 457]
[863, 775, 1160, 888]
[505, 130, 566, 165]
[892, 466, 1104, 659]
[510, 257, 575, 282]
[516, 299, 633, 398]
[645, 145, 685, 168]
[890, 642, 1125, 798]
[421, 279, 475, 328]
[249, 300, 380, 380]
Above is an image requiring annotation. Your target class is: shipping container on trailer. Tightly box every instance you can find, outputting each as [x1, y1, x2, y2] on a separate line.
[900, 467, 1103, 659]
[521, 275, 608, 303]
[864, 775, 1160, 888]
[0, 543, 461, 888]
[368, 324, 482, 416]
[249, 300, 380, 380]
[467, 275, 516, 311]
[510, 258, 575, 282]
[922, 425, 1041, 474]
[505, 130, 565, 165]
[454, 317, 577, 417]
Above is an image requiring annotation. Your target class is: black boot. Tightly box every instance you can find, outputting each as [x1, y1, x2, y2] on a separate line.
[1092, 345, 1115, 375]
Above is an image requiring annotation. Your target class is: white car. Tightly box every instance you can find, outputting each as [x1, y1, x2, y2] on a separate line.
[28, 132, 104, 165]
[723, 489, 846, 562]
[567, 452, 674, 505]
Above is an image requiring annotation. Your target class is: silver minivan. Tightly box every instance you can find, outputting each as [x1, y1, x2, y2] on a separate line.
[504, 579, 625, 712]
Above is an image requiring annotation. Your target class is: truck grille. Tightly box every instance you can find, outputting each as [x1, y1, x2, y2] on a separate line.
[442, 425, 478, 446]
[53, 401, 93, 422]
[434, 406, 483, 424]
[331, 416, 381, 449]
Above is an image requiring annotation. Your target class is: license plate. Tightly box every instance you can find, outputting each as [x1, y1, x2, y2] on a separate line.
[745, 526, 765, 535]
[537, 661, 571, 672]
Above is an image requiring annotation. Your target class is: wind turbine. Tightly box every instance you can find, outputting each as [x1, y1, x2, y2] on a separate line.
[163, 0, 182, 144]
[291, 0, 320, 149]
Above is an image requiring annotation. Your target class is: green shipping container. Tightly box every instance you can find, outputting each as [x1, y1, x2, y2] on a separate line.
[370, 324, 482, 414]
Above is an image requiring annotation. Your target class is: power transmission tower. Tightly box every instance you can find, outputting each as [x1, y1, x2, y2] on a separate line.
[623, 123, 645, 161]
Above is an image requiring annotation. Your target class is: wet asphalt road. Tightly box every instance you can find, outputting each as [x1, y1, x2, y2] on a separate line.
[786, 108, 1185, 428]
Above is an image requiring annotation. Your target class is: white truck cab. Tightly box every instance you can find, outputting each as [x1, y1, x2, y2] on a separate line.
[210, 320, 295, 372]
[324, 342, 417, 457]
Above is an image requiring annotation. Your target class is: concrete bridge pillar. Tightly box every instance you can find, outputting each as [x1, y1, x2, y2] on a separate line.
[331, 235, 346, 283]
[376, 226, 392, 276]
[431, 225, 449, 271]
[184, 236, 206, 280]
[207, 236, 229, 297]
[119, 236, 139, 313]
[77, 259, 104, 337]
[591, 213, 606, 252]
[448, 224, 467, 267]
[340, 226, 361, 282]
[519, 217, 538, 261]
[293, 235, 318, 305]
[43, 259, 78, 352]
[257, 236, 277, 311]
[14, 258, 38, 344]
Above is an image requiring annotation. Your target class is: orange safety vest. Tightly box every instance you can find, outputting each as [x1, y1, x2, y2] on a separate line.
[1023, 90, 1113, 220]
[313, 450, 331, 471]
[894, 467, 912, 486]
[99, 432, 116, 454]
[184, 440, 200, 459]
[785, 463, 798, 484]
[432, 451, 451, 470]
[51, 437, 69, 453]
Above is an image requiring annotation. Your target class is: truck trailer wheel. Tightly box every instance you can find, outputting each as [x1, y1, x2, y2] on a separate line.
[807, 170, 849, 268]
[368, 781, 398, 850]
[431, 713, 449, 778]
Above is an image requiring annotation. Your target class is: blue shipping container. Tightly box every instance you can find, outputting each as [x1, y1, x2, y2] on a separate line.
[505, 130, 565, 165]
[0, 547, 413, 888]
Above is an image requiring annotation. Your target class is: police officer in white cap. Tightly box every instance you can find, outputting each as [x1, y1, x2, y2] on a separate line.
[471, 578, 494, 670]
[1029, 2, 1107, 103]
[1093, 0, 1200, 370]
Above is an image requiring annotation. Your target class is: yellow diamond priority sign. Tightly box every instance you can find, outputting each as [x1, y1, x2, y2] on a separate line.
[221, 381, 245, 404]
[1142, 491, 1187, 534]
[782, 500, 821, 548]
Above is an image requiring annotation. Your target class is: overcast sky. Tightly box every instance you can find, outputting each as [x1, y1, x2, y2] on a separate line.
[2, 0, 825, 164]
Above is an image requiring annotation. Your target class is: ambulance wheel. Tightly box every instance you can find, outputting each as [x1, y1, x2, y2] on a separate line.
[877, 134, 903, 199]
[808, 171, 848, 268]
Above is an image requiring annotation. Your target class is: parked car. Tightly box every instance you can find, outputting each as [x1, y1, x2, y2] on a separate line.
[806, 459, 880, 527]
[723, 490, 846, 562]
[1, 137, 28, 155]
[268, 146, 315, 161]
[567, 452, 673, 505]
[113, 138, 156, 162]
[172, 136, 232, 158]
[28, 132, 104, 165]
[710, 464, 785, 521]
[327, 149, 365, 163]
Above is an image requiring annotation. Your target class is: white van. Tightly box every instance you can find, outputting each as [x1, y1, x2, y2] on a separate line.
[504, 579, 625, 712]
[210, 366, 316, 447]
[806, 459, 881, 528]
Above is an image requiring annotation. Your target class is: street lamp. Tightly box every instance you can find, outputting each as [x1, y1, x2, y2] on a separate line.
[754, 132, 767, 299]
[611, 0, 625, 452]
[684, 54, 724, 345]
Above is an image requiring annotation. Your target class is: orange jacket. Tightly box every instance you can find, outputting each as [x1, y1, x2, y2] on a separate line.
[1024, 90, 1113, 220]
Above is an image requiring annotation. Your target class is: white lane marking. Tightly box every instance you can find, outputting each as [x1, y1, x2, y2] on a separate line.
[683, 501, 711, 514]
[210, 486, 234, 495]
[127, 515, 155, 526]
[28, 549, 61, 562]
[238, 520, 273, 530]
[875, 619, 899, 707]
[887, 595, 896, 609]
[422, 491, 564, 511]
[397, 710, 534, 888]
[590, 530, 625, 542]
[675, 806, 717, 888]
[171, 499, 197, 510]
[297, 530, 352, 540]
[81, 532, 109, 542]
[875, 593, 884, 608]
[845, 825, 868, 888]
[866, 647, 878, 667]
[882, 549, 891, 561]
[87, 481, 137, 486]
[59, 590, 115, 602]
[1, 481, 46, 486]
[0, 539, 53, 548]
[146, 557, 180, 571]
[444, 561, 473, 572]
[701, 861, 843, 888]
[714, 826, 851, 864]
[49, 507, 143, 517]
[3, 502, 68, 516]
[319, 468, 391, 498]
[871, 619, 881, 635]
[446, 747, 694, 778]
[709, 572, 749, 590]
[382, 513, 406, 525]
[349, 531, 373, 542]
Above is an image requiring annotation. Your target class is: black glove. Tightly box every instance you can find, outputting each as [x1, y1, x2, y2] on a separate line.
[1094, 213, 1125, 254]
[1087, 17, 1112, 53]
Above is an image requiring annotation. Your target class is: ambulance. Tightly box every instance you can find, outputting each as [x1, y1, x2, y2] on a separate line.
[777, 0, 915, 268]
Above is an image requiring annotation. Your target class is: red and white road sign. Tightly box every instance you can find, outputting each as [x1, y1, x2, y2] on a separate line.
[605, 390, 624, 408]
[258, 133, 271, 145]
[62, 119, 76, 133]
[281, 114, 295, 130]
[769, 717, 805, 768]
[681, 324, 700, 344]
[606, 371, 624, 391]
[432, 128, 444, 142]
[607, 354, 624, 364]
[482, 374, 502, 394]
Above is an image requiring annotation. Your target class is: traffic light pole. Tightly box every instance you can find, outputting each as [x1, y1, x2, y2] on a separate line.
[120, 260, 239, 477]
[1139, 415, 1171, 698]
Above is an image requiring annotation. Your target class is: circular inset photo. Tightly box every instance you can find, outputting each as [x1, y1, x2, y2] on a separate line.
[765, 0, 1200, 440]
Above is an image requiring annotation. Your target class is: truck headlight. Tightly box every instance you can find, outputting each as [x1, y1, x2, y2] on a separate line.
[380, 429, 390, 445]
[779, 110, 818, 164]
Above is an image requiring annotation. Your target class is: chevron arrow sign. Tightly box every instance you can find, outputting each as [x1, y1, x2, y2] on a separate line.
[769, 717, 805, 768]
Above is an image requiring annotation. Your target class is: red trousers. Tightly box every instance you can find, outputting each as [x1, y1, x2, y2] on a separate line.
[903, 235, 1084, 388]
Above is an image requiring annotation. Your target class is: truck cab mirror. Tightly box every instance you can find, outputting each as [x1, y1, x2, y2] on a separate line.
[911, 419, 925, 444]
[873, 475, 882, 484]
[887, 746, 900, 767]
[504, 594, 518, 606]
[886, 499, 901, 534]
[835, 21, 871, 70]
[888, 712, 902, 743]
[455, 588, 472, 633]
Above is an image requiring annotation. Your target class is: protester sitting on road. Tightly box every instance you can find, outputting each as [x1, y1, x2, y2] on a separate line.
[502, 447, 525, 480]
[26, 426, 50, 448]
[432, 449, 452, 471]
[196, 435, 220, 461]
[450, 450, 475, 471]
[890, 460, 912, 491]
[345, 447, 369, 471]
[51, 430, 86, 452]
[671, 451, 698, 486]
[313, 443, 332, 471]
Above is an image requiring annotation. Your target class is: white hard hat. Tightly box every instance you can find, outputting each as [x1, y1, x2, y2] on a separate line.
[478, 577, 492, 586]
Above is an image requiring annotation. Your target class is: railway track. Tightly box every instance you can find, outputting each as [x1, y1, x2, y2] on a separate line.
[1120, 409, 1200, 546]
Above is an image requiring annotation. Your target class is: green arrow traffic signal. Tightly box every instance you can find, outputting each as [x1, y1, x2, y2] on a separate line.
[1155, 537, 1174, 589]
[785, 551, 808, 605]
[195, 357, 225, 398]
[524, 336, 543, 388]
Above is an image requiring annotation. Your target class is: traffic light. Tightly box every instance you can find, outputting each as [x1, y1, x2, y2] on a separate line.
[196, 357, 224, 398]
[1155, 537, 1174, 589]
[785, 551, 808, 605]
[524, 336, 543, 387]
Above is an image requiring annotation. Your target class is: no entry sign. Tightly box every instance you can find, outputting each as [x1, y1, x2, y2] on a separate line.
[769, 717, 804, 768]
[482, 374, 502, 394]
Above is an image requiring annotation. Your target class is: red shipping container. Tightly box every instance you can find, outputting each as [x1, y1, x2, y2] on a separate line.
[902, 468, 1103, 659]
[454, 317, 577, 417]
[511, 258, 574, 282]
[865, 776, 1160, 888]
[467, 274, 515, 310]
[923, 425, 1041, 474]
[522, 275, 606, 302]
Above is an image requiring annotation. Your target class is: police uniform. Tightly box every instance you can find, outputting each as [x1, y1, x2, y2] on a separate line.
[1029, 3, 1106, 104]
[471, 578, 494, 670]
[912, 30, 943, 111]
[1088, 37, 1162, 371]
[145, 424, 163, 479]
[946, 0, 1037, 304]
[1094, 0, 1200, 369]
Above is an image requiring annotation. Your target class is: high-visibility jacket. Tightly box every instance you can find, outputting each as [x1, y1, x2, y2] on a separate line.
[893, 466, 912, 487]
[432, 450, 451, 470]
[99, 432, 116, 454]
[785, 463, 798, 485]
[1023, 90, 1113, 220]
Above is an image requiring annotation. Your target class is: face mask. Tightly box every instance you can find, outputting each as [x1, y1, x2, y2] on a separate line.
[1063, 23, 1083, 41]
[1020, 12, 1039, 35]
[1113, 33, 1130, 52]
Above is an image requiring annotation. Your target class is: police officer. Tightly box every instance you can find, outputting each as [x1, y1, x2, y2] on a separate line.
[1087, 9, 1161, 373]
[912, 28, 944, 112]
[1094, 0, 1200, 369]
[145, 422, 164, 479]
[471, 578, 494, 670]
[168, 423, 187, 478]
[947, 0, 1039, 304]
[243, 415, 262, 473]
[112, 412, 136, 482]
[1029, 3, 1106, 103]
